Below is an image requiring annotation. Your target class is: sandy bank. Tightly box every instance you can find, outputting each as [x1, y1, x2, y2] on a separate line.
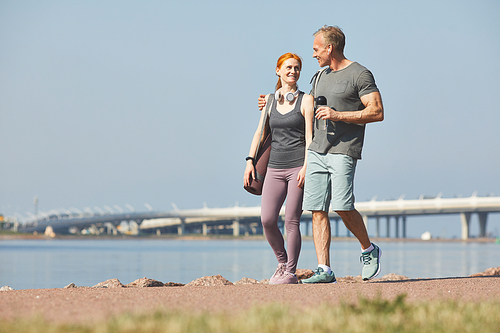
[1, 274, 499, 324]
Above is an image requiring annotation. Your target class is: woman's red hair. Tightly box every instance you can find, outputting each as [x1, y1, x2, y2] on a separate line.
[276, 53, 302, 91]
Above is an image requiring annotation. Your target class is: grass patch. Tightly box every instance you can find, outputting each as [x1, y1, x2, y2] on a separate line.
[1, 294, 500, 333]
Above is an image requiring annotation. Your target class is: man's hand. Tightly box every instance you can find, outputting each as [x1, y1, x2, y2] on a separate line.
[315, 106, 341, 121]
[314, 92, 384, 124]
[258, 94, 266, 111]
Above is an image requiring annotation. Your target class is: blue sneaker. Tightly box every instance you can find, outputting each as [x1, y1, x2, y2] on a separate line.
[361, 243, 382, 280]
[301, 267, 336, 284]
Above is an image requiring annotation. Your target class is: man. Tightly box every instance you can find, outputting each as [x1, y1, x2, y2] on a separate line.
[259, 25, 384, 283]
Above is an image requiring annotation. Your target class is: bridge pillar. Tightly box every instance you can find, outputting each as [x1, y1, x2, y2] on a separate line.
[334, 218, 339, 237]
[362, 215, 368, 228]
[362, 215, 368, 233]
[395, 216, 400, 238]
[478, 213, 488, 237]
[402, 216, 407, 238]
[460, 213, 471, 240]
[278, 217, 285, 236]
[202, 223, 208, 236]
[375, 217, 380, 238]
[386, 217, 390, 238]
[233, 220, 240, 237]
[304, 220, 310, 237]
[177, 219, 185, 236]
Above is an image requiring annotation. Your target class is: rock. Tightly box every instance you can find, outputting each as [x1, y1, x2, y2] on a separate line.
[0, 286, 14, 291]
[186, 275, 233, 287]
[64, 283, 78, 288]
[296, 268, 314, 281]
[93, 278, 125, 288]
[126, 277, 165, 288]
[234, 277, 259, 285]
[483, 267, 500, 276]
[335, 273, 409, 283]
[470, 266, 500, 277]
[337, 275, 363, 283]
[259, 279, 270, 284]
[164, 282, 185, 287]
[379, 273, 409, 281]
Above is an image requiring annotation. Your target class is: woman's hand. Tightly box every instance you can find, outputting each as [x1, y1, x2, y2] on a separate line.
[297, 166, 306, 188]
[243, 161, 256, 187]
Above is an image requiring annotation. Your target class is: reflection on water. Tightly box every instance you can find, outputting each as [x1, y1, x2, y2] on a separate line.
[0, 239, 498, 290]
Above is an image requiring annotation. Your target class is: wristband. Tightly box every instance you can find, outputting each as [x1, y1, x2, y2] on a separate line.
[245, 156, 255, 162]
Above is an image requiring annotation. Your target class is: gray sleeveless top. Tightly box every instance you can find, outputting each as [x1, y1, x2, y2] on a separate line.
[267, 92, 306, 169]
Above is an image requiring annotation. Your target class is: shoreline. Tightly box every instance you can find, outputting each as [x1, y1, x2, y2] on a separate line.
[1, 233, 498, 243]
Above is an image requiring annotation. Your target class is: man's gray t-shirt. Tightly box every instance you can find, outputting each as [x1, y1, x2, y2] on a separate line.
[308, 62, 379, 159]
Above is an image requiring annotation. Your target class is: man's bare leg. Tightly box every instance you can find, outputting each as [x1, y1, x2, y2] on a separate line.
[336, 209, 371, 250]
[312, 210, 331, 267]
[337, 209, 382, 280]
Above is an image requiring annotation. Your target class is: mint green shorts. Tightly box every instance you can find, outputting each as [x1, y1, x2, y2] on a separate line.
[303, 151, 357, 212]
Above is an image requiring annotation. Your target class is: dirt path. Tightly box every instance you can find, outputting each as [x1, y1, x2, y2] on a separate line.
[1, 276, 499, 323]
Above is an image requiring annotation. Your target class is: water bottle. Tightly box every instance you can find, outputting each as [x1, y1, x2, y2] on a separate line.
[315, 96, 327, 130]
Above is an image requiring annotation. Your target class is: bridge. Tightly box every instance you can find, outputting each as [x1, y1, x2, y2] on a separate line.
[7, 193, 500, 240]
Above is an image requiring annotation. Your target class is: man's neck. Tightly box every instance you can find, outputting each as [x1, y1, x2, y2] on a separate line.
[329, 56, 352, 72]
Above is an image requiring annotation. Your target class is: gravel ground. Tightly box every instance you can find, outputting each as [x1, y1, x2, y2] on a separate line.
[1, 275, 499, 323]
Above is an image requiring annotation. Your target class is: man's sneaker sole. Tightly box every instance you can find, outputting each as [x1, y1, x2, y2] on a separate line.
[301, 279, 337, 284]
[301, 269, 337, 284]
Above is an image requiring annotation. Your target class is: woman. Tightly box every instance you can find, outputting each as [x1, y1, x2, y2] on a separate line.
[244, 53, 314, 284]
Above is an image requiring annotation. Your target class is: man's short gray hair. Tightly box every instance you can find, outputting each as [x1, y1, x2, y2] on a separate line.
[314, 25, 345, 53]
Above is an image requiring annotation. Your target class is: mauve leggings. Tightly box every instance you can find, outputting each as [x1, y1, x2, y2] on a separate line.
[261, 166, 303, 274]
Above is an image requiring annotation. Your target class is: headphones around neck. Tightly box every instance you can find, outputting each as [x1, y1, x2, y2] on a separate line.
[275, 86, 299, 102]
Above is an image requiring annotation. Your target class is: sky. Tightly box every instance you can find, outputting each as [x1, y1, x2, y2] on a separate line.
[1, 0, 499, 238]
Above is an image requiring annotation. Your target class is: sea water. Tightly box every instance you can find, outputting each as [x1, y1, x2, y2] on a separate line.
[0, 238, 498, 290]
